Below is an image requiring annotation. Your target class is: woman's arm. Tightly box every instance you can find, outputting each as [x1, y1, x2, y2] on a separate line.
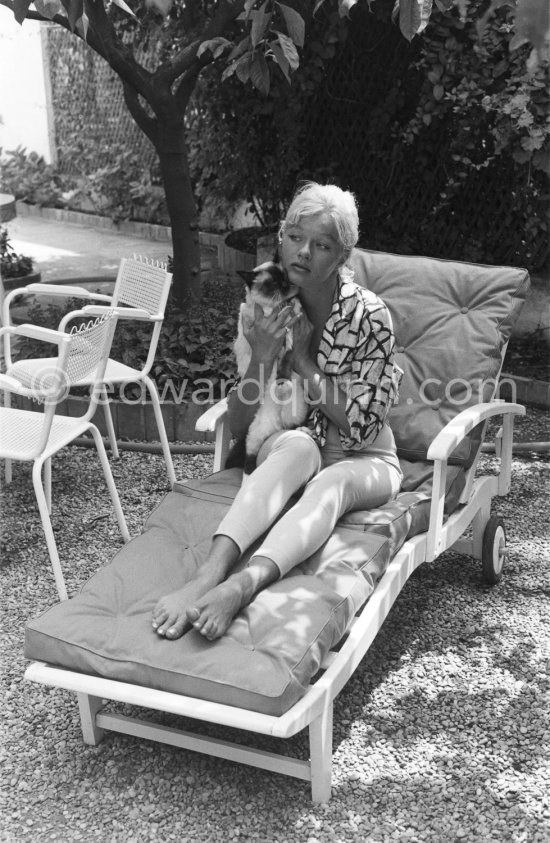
[227, 302, 297, 440]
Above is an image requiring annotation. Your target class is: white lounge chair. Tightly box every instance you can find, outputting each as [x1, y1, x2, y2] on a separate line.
[24, 249, 529, 801]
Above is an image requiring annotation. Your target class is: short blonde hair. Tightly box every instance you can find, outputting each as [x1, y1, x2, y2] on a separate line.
[280, 182, 359, 259]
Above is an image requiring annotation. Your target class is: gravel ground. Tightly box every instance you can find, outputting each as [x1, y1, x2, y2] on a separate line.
[1, 407, 549, 843]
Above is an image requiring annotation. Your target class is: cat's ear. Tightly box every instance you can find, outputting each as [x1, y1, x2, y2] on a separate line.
[237, 270, 255, 289]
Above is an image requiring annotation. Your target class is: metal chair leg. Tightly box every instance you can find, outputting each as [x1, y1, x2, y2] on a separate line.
[89, 424, 130, 543]
[32, 459, 68, 601]
[101, 387, 120, 458]
[145, 375, 176, 487]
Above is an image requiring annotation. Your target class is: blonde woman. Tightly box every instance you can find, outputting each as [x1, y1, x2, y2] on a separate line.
[152, 182, 403, 640]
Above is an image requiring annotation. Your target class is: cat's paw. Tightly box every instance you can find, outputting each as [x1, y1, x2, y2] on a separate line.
[274, 379, 293, 402]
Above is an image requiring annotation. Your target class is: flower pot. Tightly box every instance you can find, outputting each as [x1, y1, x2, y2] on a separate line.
[218, 232, 257, 274]
[256, 231, 278, 265]
[218, 226, 279, 274]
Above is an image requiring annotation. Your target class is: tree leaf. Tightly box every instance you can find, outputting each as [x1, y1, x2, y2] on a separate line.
[228, 35, 251, 61]
[221, 61, 239, 82]
[274, 30, 300, 70]
[13, 0, 32, 24]
[249, 52, 270, 95]
[278, 3, 305, 47]
[235, 54, 254, 85]
[269, 39, 291, 82]
[398, 0, 421, 41]
[197, 37, 232, 59]
[67, 0, 83, 30]
[75, 10, 89, 37]
[111, 0, 138, 18]
[416, 0, 433, 34]
[144, 0, 173, 14]
[337, 0, 359, 16]
[33, 0, 64, 20]
[251, 3, 271, 48]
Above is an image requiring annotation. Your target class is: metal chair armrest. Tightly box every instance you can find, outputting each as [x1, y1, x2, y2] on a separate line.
[23, 283, 112, 301]
[0, 322, 69, 345]
[80, 305, 157, 320]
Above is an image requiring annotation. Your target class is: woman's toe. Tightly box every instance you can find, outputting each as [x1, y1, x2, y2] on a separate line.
[205, 624, 220, 641]
[165, 618, 188, 639]
[186, 606, 200, 624]
[151, 606, 168, 626]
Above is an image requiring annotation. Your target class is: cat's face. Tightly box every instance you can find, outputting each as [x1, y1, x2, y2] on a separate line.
[242, 261, 298, 313]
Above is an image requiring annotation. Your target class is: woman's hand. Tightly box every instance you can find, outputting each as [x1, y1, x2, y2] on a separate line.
[243, 302, 297, 367]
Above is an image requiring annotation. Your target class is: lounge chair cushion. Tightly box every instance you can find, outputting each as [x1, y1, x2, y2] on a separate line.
[25, 471, 392, 716]
[350, 250, 529, 465]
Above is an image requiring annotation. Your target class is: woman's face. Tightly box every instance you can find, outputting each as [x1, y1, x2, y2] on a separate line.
[280, 212, 345, 293]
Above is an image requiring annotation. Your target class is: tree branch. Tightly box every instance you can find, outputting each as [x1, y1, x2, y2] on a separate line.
[156, 0, 246, 87]
[122, 82, 159, 146]
[83, 0, 155, 102]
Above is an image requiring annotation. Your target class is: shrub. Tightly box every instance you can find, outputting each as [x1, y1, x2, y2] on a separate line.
[0, 225, 34, 278]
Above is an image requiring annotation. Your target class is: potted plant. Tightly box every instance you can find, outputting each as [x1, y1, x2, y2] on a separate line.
[0, 225, 41, 290]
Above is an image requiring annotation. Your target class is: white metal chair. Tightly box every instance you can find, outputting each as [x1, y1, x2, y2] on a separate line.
[1, 256, 175, 486]
[0, 312, 130, 601]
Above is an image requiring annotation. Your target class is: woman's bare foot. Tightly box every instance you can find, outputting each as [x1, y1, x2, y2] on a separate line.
[187, 556, 280, 641]
[186, 575, 251, 641]
[151, 536, 240, 639]
[152, 577, 219, 639]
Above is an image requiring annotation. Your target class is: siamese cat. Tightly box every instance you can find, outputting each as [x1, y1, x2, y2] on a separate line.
[233, 261, 310, 476]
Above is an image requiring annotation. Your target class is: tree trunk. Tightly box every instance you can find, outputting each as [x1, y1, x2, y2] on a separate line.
[155, 123, 201, 309]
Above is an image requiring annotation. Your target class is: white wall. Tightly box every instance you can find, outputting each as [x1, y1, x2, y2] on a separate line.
[0, 12, 55, 163]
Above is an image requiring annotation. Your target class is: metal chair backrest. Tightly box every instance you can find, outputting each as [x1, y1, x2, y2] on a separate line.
[112, 257, 172, 318]
[8, 312, 116, 412]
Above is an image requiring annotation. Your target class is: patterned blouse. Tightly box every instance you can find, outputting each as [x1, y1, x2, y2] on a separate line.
[306, 269, 402, 451]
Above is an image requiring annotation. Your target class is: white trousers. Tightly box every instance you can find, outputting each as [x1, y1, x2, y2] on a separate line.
[215, 428, 402, 577]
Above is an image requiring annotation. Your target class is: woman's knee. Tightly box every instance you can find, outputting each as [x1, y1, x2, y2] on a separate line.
[258, 429, 321, 474]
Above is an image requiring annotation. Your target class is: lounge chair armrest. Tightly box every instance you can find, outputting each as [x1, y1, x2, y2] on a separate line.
[427, 401, 525, 462]
[195, 399, 229, 432]
[425, 400, 525, 562]
[195, 399, 231, 472]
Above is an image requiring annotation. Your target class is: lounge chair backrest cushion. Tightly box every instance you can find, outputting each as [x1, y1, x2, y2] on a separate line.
[349, 249, 530, 464]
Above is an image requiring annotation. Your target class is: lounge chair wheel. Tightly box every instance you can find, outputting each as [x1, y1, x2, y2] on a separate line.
[481, 516, 507, 584]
